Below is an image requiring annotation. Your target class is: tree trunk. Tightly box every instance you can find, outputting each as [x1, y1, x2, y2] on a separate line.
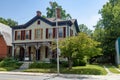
[68, 57, 72, 69]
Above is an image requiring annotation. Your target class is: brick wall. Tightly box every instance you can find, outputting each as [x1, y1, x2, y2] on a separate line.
[0, 36, 7, 58]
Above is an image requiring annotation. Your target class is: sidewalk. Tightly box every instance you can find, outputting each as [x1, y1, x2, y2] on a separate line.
[0, 71, 105, 79]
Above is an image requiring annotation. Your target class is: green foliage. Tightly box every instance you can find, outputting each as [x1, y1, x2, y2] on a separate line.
[0, 17, 18, 26]
[59, 32, 102, 68]
[96, 0, 120, 63]
[79, 24, 92, 36]
[73, 59, 86, 66]
[25, 65, 107, 75]
[0, 57, 22, 69]
[29, 62, 56, 69]
[46, 1, 71, 19]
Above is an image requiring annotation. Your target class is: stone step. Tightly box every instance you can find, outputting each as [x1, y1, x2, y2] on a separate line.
[19, 62, 31, 69]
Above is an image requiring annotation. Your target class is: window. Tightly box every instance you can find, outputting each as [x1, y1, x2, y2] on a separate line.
[37, 20, 40, 25]
[35, 29, 43, 39]
[25, 30, 29, 39]
[17, 31, 21, 40]
[48, 28, 53, 39]
[59, 28, 63, 38]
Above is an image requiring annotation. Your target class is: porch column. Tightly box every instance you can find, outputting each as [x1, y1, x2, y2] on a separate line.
[24, 45, 29, 61]
[12, 45, 15, 57]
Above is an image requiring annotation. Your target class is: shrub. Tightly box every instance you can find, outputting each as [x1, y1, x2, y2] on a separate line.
[50, 59, 57, 64]
[29, 62, 56, 69]
[60, 61, 68, 67]
[0, 57, 22, 69]
[73, 59, 86, 66]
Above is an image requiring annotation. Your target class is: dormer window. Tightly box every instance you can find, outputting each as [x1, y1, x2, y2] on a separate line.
[37, 20, 40, 25]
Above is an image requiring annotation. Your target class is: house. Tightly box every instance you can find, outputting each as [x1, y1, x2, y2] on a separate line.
[0, 23, 12, 58]
[12, 10, 79, 61]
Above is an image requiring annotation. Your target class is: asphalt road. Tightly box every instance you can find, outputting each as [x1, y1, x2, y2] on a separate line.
[0, 72, 120, 80]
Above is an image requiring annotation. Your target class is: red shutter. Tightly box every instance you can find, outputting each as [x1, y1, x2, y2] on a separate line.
[29, 30, 31, 40]
[46, 28, 48, 39]
[63, 27, 66, 38]
[53, 28, 56, 38]
[23, 30, 25, 40]
[21, 30, 23, 40]
[15, 31, 17, 40]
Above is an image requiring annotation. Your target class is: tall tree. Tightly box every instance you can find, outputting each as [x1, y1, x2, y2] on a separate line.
[0, 17, 18, 26]
[46, 1, 72, 19]
[79, 24, 92, 36]
[99, 0, 120, 63]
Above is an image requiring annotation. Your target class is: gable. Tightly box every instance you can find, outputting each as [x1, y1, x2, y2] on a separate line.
[12, 16, 73, 30]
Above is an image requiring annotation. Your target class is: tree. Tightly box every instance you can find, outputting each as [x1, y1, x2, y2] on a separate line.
[46, 1, 72, 19]
[79, 24, 92, 36]
[0, 17, 18, 26]
[99, 0, 120, 63]
[59, 33, 102, 69]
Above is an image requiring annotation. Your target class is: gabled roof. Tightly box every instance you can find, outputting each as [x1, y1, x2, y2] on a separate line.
[0, 23, 12, 46]
[12, 15, 79, 32]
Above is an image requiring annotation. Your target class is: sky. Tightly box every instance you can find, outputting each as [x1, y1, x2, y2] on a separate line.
[0, 0, 108, 30]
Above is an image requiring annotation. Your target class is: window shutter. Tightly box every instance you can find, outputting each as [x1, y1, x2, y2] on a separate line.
[63, 27, 66, 38]
[46, 28, 48, 39]
[29, 30, 31, 40]
[23, 30, 25, 40]
[53, 28, 56, 38]
[34, 29, 36, 39]
[41, 29, 43, 39]
[15, 31, 17, 40]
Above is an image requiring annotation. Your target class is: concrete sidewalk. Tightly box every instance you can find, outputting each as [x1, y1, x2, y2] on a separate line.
[0, 71, 104, 79]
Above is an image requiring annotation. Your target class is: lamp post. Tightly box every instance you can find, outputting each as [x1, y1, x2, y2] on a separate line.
[56, 7, 60, 75]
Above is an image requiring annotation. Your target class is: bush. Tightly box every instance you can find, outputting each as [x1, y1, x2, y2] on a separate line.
[73, 59, 86, 66]
[29, 62, 56, 69]
[0, 57, 22, 69]
[60, 61, 68, 67]
[50, 59, 57, 64]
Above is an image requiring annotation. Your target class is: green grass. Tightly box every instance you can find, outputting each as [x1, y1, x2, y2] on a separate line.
[24, 64, 107, 75]
[105, 65, 120, 74]
[0, 67, 16, 71]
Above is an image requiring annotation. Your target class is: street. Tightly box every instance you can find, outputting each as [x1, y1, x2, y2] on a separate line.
[0, 72, 120, 80]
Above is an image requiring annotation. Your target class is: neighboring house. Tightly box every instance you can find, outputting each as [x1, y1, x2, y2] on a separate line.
[12, 10, 79, 61]
[0, 23, 12, 58]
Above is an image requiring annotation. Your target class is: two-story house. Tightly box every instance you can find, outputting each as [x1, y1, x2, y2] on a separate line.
[12, 10, 79, 61]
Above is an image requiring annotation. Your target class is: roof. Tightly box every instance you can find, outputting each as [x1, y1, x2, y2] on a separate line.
[12, 15, 79, 32]
[0, 23, 12, 46]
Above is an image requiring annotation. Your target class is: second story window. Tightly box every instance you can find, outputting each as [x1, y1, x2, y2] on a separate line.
[48, 28, 53, 39]
[59, 28, 63, 38]
[17, 31, 21, 40]
[26, 30, 29, 39]
[35, 29, 43, 39]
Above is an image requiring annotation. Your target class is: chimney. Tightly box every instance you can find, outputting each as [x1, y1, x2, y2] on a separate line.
[56, 8, 61, 18]
[36, 11, 41, 16]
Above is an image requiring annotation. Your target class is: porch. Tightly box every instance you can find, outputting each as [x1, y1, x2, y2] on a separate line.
[12, 42, 57, 62]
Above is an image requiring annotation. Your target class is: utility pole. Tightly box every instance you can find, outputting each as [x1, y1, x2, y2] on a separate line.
[56, 7, 60, 75]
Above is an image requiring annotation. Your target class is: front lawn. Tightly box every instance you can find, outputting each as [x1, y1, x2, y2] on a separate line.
[24, 63, 107, 75]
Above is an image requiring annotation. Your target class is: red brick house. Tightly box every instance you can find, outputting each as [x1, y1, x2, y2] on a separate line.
[0, 23, 12, 58]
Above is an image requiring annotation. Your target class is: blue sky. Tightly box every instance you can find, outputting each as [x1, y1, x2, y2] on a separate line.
[0, 0, 108, 30]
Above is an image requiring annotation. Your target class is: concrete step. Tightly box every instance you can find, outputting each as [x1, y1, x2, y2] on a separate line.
[19, 62, 31, 69]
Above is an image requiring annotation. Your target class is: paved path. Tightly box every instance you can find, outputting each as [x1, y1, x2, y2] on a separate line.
[12, 62, 30, 72]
